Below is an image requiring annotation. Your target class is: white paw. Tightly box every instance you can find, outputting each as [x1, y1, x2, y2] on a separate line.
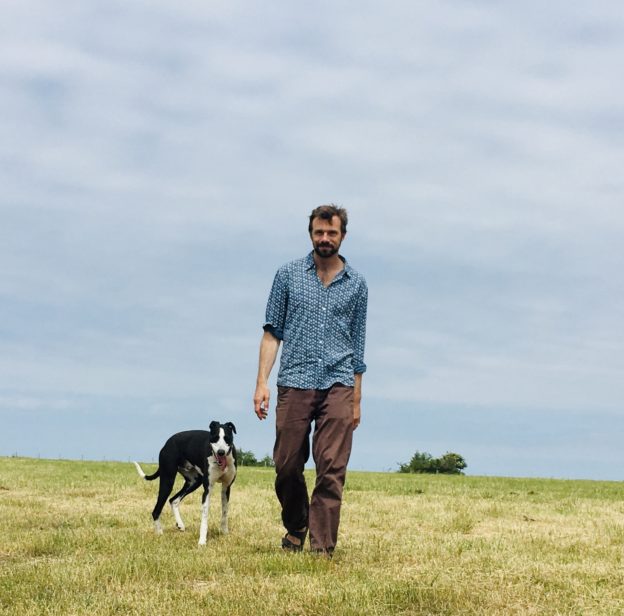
[176, 525, 186, 532]
[198, 539, 206, 547]
[221, 526, 229, 535]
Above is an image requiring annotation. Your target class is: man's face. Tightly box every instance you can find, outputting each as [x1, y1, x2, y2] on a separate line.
[310, 216, 344, 259]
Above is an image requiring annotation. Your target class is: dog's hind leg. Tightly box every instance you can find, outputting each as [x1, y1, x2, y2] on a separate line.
[169, 477, 202, 531]
[169, 483, 189, 531]
[152, 474, 175, 535]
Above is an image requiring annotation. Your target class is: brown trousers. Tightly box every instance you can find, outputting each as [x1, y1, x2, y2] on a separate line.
[273, 384, 354, 551]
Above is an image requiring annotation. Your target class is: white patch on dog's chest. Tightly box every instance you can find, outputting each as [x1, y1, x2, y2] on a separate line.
[219, 465, 236, 484]
[208, 456, 235, 483]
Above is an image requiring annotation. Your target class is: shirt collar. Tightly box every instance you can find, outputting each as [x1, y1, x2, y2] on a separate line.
[305, 251, 351, 278]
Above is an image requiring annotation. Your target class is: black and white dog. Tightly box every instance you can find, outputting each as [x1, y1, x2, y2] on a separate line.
[133, 421, 237, 546]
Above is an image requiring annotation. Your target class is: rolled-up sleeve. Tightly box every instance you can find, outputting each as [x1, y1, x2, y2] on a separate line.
[263, 267, 288, 340]
[352, 280, 368, 374]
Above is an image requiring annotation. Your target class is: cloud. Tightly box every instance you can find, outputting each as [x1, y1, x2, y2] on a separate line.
[1, 1, 623, 476]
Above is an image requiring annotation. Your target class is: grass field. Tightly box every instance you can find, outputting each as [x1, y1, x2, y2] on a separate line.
[0, 457, 623, 615]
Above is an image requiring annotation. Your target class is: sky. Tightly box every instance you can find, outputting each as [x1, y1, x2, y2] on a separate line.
[1, 1, 623, 480]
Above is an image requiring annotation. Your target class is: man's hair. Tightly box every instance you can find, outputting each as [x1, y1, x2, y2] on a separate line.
[308, 204, 348, 235]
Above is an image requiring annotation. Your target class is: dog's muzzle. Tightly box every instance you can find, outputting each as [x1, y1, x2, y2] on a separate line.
[214, 448, 229, 471]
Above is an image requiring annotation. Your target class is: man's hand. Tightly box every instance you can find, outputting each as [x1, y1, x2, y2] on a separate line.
[254, 383, 270, 420]
[353, 401, 361, 430]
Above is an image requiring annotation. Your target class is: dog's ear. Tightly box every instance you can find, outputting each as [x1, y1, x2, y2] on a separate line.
[225, 422, 237, 435]
[209, 421, 220, 433]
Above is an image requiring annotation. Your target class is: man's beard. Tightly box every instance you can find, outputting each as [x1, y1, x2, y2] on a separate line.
[313, 242, 339, 258]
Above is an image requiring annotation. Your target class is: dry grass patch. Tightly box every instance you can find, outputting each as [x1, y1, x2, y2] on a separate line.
[1, 458, 623, 614]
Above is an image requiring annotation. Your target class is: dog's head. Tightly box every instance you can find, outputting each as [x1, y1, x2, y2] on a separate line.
[209, 421, 236, 471]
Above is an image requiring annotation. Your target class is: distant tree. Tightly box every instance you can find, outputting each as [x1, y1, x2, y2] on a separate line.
[259, 454, 275, 468]
[438, 452, 467, 475]
[236, 449, 258, 466]
[398, 451, 466, 475]
[399, 451, 436, 474]
[236, 449, 275, 467]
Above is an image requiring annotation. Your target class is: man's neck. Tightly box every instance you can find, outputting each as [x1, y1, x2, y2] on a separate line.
[313, 252, 343, 273]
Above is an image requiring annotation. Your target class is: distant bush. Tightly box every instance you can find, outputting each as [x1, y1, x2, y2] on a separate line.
[236, 449, 275, 467]
[398, 451, 466, 475]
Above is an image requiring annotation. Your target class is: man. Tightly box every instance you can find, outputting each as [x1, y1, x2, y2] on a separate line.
[253, 204, 368, 556]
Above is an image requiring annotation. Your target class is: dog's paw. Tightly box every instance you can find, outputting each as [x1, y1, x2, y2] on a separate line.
[221, 526, 229, 535]
[176, 525, 186, 532]
[198, 539, 207, 547]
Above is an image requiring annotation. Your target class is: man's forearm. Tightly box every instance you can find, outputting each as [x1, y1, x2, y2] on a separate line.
[352, 372, 363, 429]
[257, 330, 281, 385]
[354, 372, 363, 404]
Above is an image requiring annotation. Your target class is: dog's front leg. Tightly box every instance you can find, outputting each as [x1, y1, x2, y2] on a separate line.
[220, 484, 230, 534]
[198, 485, 210, 546]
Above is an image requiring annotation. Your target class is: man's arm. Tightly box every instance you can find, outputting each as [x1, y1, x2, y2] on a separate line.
[253, 330, 281, 420]
[351, 280, 367, 431]
[353, 372, 363, 429]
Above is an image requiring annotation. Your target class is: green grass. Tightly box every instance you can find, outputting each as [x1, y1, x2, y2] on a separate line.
[1, 457, 623, 614]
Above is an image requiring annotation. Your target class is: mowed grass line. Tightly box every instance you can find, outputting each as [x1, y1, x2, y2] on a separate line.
[0, 458, 623, 615]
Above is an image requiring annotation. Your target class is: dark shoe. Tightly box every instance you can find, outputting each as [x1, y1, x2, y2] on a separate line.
[281, 528, 308, 552]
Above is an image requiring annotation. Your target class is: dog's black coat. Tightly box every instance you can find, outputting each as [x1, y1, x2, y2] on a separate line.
[135, 421, 237, 544]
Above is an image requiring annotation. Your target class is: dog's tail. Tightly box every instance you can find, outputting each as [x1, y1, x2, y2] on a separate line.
[133, 461, 160, 481]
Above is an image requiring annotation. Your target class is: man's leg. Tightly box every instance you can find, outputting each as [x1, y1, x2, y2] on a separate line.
[309, 384, 354, 551]
[273, 387, 315, 542]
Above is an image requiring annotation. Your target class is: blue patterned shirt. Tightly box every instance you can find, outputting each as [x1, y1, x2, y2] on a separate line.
[263, 251, 368, 389]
